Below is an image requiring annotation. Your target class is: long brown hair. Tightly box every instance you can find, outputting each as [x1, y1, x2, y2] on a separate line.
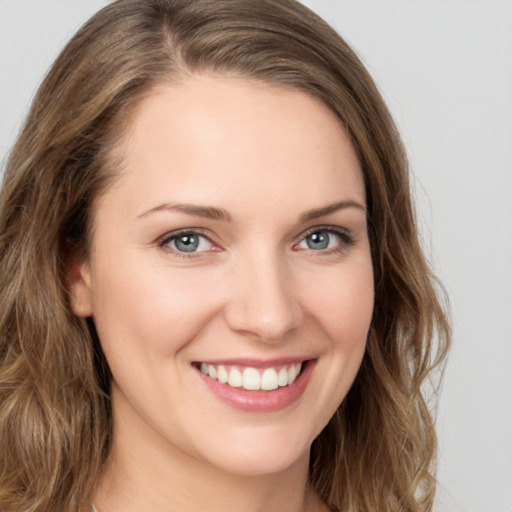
[0, 1, 450, 510]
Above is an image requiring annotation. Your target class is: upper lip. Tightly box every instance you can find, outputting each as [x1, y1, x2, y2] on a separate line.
[192, 357, 313, 368]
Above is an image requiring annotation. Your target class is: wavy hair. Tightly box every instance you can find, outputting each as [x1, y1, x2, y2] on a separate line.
[0, 1, 450, 510]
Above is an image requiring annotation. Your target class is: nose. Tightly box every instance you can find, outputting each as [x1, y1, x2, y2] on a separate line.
[223, 252, 303, 342]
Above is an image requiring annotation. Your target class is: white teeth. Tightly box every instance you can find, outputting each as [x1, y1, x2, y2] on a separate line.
[199, 362, 303, 391]
[227, 368, 243, 388]
[288, 366, 298, 384]
[217, 365, 228, 384]
[288, 363, 302, 385]
[278, 368, 288, 387]
[288, 365, 297, 384]
[261, 368, 279, 390]
[242, 368, 260, 390]
[208, 365, 217, 379]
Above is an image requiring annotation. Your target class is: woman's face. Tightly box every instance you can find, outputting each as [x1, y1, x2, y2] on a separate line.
[70, 76, 374, 477]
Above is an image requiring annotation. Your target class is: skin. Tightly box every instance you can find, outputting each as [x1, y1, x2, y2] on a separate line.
[70, 76, 374, 512]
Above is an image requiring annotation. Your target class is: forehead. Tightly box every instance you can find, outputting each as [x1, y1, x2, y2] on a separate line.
[101, 75, 365, 218]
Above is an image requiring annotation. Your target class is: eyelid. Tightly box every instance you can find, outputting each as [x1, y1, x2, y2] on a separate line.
[294, 225, 356, 251]
[158, 228, 220, 255]
[156, 225, 355, 258]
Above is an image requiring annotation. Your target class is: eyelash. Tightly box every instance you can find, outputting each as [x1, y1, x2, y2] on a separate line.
[297, 226, 356, 255]
[158, 225, 355, 259]
[158, 228, 216, 259]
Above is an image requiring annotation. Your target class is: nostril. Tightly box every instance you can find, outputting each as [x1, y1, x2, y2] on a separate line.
[223, 297, 303, 342]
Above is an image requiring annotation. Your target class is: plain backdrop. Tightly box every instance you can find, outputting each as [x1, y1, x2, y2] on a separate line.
[1, 1, 511, 511]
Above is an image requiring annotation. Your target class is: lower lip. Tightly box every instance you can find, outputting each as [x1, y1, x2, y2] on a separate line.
[196, 360, 316, 413]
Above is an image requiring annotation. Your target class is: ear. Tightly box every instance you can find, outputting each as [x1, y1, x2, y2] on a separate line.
[65, 246, 93, 318]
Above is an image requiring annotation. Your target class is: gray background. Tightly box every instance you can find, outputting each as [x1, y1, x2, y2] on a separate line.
[1, 1, 511, 511]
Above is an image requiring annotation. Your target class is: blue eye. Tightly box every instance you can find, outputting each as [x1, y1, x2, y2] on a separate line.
[161, 232, 214, 253]
[297, 229, 352, 251]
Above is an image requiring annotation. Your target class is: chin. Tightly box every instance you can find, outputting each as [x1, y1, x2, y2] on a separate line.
[188, 422, 316, 478]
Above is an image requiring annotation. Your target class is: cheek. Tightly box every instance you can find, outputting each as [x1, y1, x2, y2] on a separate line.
[297, 256, 374, 431]
[304, 258, 374, 345]
[89, 260, 221, 358]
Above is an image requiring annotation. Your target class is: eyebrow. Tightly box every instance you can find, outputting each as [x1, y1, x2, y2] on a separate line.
[138, 203, 232, 222]
[299, 200, 366, 222]
[137, 199, 366, 223]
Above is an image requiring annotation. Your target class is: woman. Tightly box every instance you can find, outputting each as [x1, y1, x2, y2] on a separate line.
[0, 1, 450, 511]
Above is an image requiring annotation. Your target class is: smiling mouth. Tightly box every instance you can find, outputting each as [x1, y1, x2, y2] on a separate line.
[193, 361, 308, 391]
